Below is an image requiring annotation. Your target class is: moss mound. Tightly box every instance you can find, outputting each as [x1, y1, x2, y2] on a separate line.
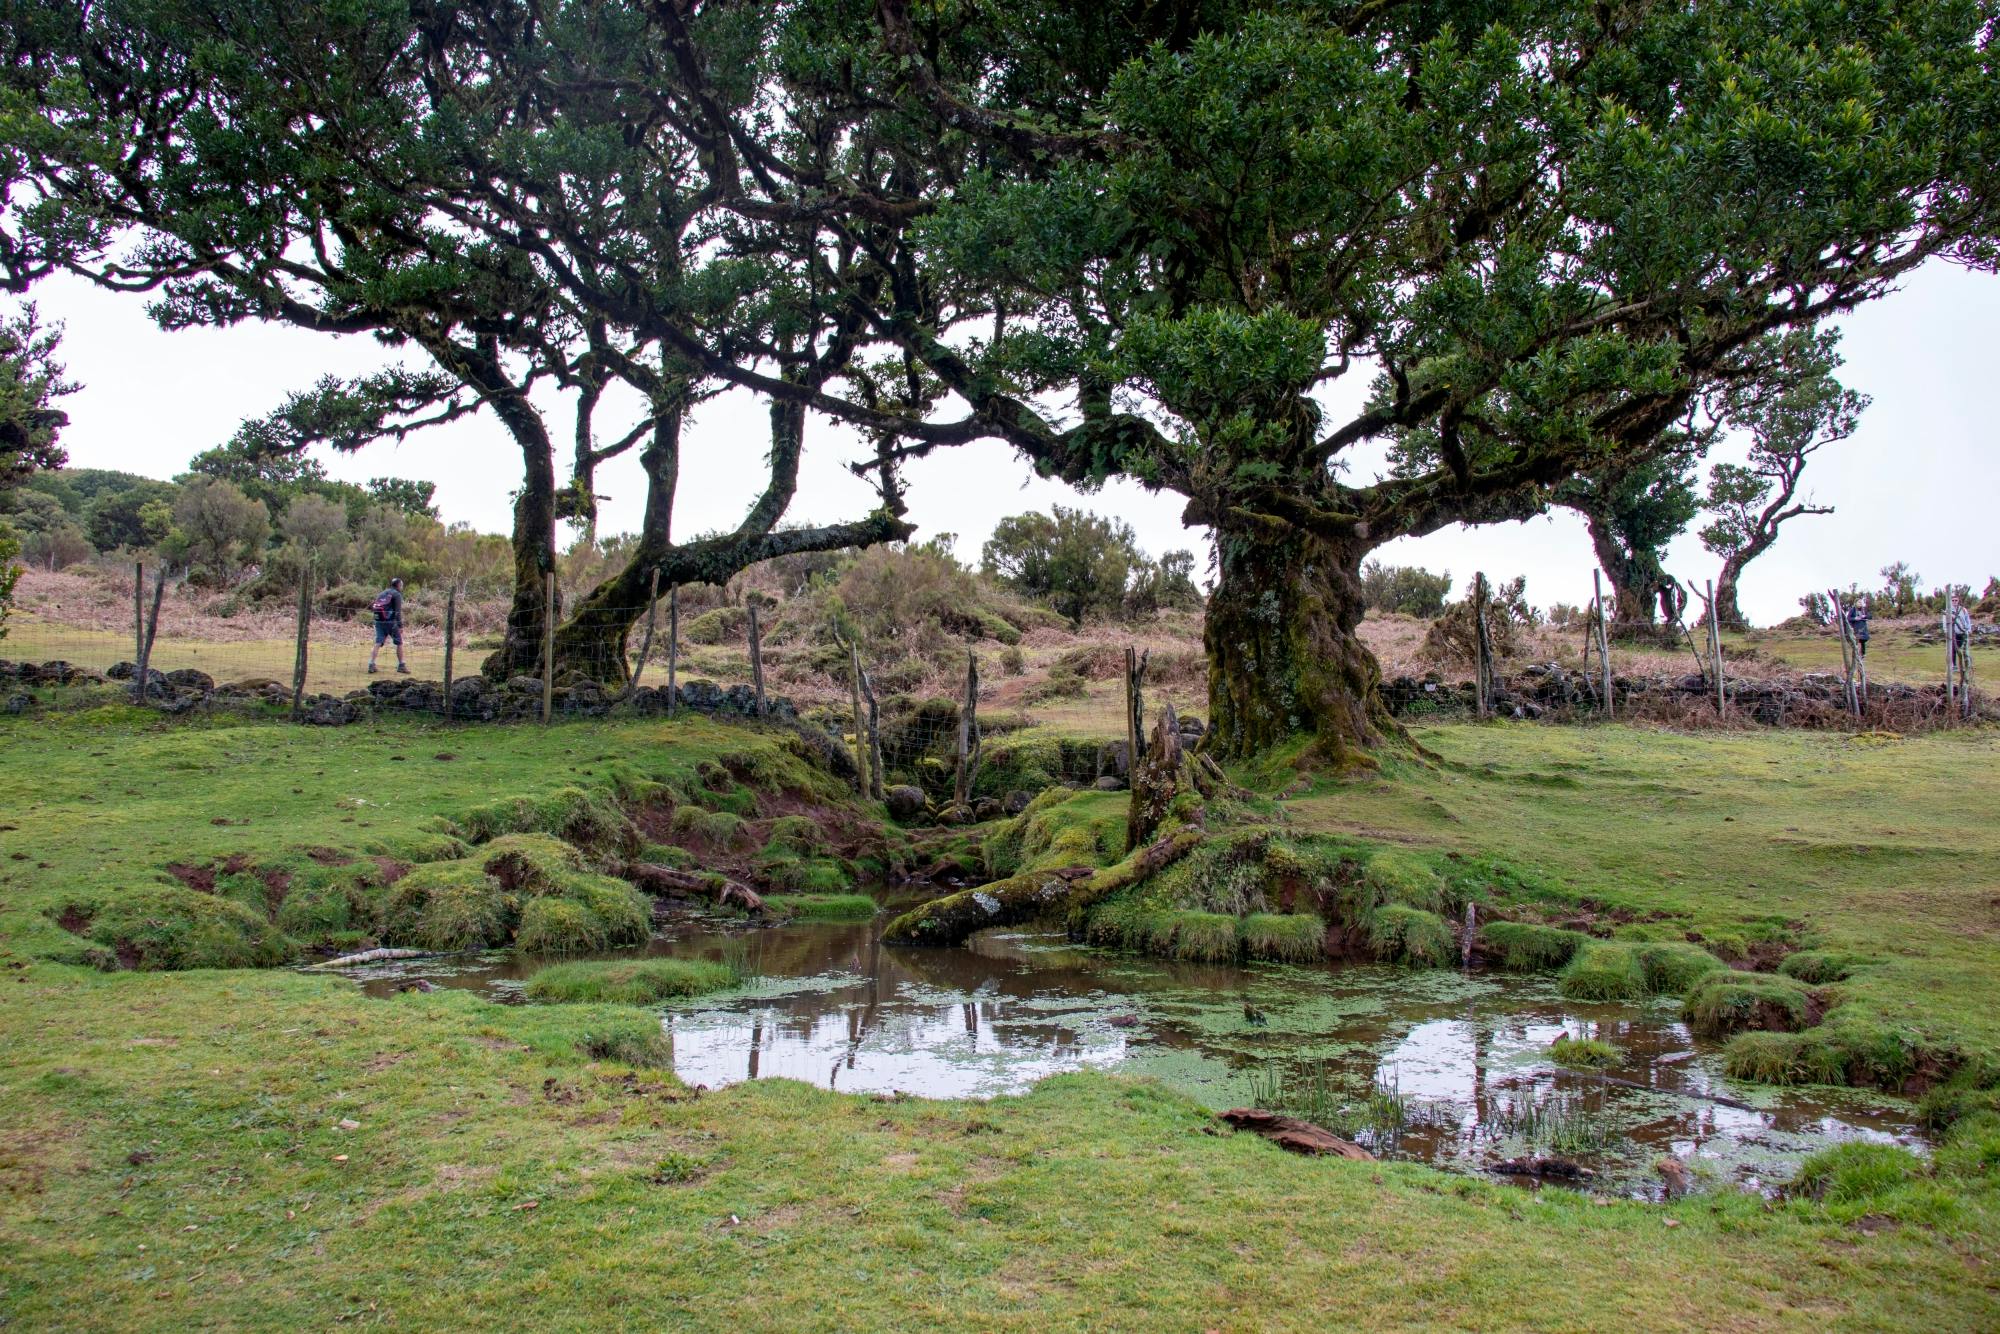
[1362, 850, 1446, 914]
[1479, 921, 1587, 971]
[1635, 941, 1727, 993]
[380, 861, 512, 952]
[757, 853, 852, 894]
[1684, 971, 1813, 1038]
[764, 893, 877, 923]
[1368, 905, 1453, 967]
[516, 877, 652, 956]
[458, 785, 633, 851]
[1549, 1035, 1622, 1070]
[1723, 1030, 1850, 1085]
[1083, 898, 1175, 953]
[274, 871, 378, 946]
[525, 958, 741, 1005]
[1239, 912, 1326, 963]
[64, 887, 295, 971]
[1558, 941, 1647, 1001]
[480, 834, 588, 894]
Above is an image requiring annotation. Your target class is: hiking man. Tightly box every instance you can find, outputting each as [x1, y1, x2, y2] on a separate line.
[368, 577, 409, 675]
[1947, 591, 1973, 667]
[1845, 594, 1871, 657]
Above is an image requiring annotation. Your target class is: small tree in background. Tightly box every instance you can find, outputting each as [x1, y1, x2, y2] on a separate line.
[982, 507, 1143, 627]
[1360, 563, 1454, 618]
[274, 493, 352, 586]
[0, 304, 74, 636]
[1699, 333, 1864, 629]
[169, 477, 270, 586]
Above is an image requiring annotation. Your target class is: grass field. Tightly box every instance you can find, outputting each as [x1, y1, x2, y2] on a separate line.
[1, 707, 1997, 1328]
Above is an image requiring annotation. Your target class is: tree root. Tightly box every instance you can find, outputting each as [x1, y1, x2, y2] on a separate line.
[882, 827, 1205, 947]
[623, 861, 767, 914]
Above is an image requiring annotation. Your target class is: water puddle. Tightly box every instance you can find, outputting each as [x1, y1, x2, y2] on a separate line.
[334, 893, 1922, 1197]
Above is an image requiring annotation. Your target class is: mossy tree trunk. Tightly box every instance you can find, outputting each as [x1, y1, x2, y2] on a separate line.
[1202, 523, 1396, 767]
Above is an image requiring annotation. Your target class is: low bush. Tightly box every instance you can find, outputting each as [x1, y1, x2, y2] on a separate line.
[1368, 905, 1453, 967]
[1683, 972, 1812, 1038]
[1558, 942, 1647, 1001]
[1478, 921, 1587, 971]
[524, 957, 742, 1004]
[1239, 912, 1325, 963]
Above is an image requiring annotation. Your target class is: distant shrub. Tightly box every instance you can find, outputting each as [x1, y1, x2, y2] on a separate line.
[1361, 561, 1452, 618]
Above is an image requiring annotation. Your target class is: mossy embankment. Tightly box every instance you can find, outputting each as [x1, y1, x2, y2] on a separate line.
[3, 706, 907, 971]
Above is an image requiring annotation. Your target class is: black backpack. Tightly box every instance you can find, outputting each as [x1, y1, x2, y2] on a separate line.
[370, 589, 397, 618]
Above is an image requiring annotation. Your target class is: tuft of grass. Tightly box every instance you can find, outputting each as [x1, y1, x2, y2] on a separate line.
[1478, 920, 1588, 971]
[458, 785, 632, 852]
[1635, 941, 1727, 993]
[1367, 905, 1453, 968]
[1791, 1141, 1930, 1205]
[1684, 971, 1813, 1038]
[379, 861, 511, 952]
[763, 893, 878, 923]
[1780, 950, 1872, 985]
[274, 869, 378, 946]
[515, 877, 653, 956]
[1722, 1031, 1850, 1086]
[671, 805, 747, 849]
[1558, 941, 1647, 1001]
[1239, 912, 1326, 963]
[756, 853, 852, 894]
[1549, 1035, 1623, 1070]
[524, 958, 742, 1004]
[1362, 849, 1446, 914]
[1166, 911, 1242, 963]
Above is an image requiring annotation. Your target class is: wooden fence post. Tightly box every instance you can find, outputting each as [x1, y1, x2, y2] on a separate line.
[135, 565, 165, 704]
[666, 587, 679, 717]
[747, 602, 766, 716]
[441, 581, 458, 723]
[845, 635, 869, 796]
[291, 560, 312, 719]
[1124, 646, 1141, 778]
[541, 570, 556, 725]
[1706, 579, 1724, 716]
[1592, 569, 1613, 718]
[954, 651, 981, 809]
[627, 568, 660, 694]
[861, 662, 885, 801]
[1473, 572, 1491, 720]
[132, 561, 145, 704]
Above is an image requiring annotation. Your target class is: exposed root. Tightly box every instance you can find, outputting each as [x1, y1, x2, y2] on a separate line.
[623, 861, 768, 915]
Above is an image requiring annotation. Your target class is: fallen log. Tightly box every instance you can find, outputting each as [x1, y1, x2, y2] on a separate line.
[1219, 1108, 1374, 1160]
[304, 947, 436, 970]
[623, 861, 767, 914]
[881, 827, 1204, 947]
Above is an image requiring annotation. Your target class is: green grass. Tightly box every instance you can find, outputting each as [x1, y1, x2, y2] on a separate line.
[523, 957, 744, 1004]
[1366, 904, 1454, 967]
[1239, 911, 1326, 963]
[1549, 1035, 1623, 1070]
[1479, 920, 1588, 970]
[4, 711, 2000, 1326]
[763, 892, 878, 922]
[1558, 941, 1648, 1001]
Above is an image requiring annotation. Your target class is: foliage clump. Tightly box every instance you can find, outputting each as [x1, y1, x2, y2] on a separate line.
[1239, 913, 1325, 963]
[763, 893, 877, 922]
[1558, 942, 1648, 1001]
[1549, 1035, 1623, 1070]
[1780, 950, 1871, 985]
[1635, 941, 1727, 993]
[524, 957, 742, 1004]
[1478, 921, 1588, 971]
[379, 861, 512, 952]
[1684, 972, 1813, 1038]
[1367, 905, 1453, 968]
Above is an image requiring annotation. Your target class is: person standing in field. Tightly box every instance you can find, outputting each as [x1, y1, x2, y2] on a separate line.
[1947, 590, 1973, 666]
[1845, 594, 1871, 657]
[367, 577, 410, 675]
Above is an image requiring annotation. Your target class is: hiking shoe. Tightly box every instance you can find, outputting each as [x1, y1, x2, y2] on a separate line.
[366, 664, 378, 674]
[396, 665, 412, 674]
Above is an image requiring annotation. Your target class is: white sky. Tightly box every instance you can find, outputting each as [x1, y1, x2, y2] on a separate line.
[25, 258, 1999, 626]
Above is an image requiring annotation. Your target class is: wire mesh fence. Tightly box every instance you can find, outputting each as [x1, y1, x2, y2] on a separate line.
[0, 562, 792, 726]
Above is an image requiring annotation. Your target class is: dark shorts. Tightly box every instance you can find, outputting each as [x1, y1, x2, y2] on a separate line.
[374, 620, 403, 647]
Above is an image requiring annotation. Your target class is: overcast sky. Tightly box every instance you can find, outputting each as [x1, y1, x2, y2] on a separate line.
[24, 258, 1999, 626]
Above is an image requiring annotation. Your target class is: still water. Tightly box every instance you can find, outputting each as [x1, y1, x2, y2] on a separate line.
[338, 893, 1921, 1197]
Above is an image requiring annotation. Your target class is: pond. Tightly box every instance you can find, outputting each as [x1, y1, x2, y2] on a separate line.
[334, 890, 1922, 1198]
